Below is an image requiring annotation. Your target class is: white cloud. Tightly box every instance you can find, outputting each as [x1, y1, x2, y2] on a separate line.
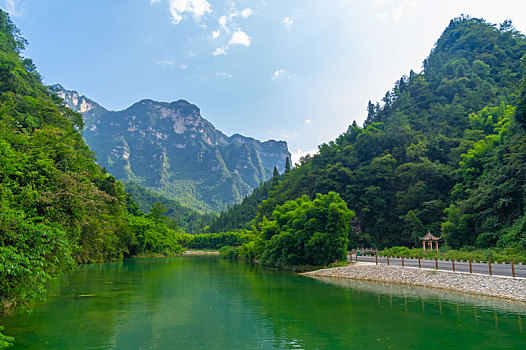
[272, 69, 286, 79]
[291, 149, 317, 165]
[155, 60, 187, 69]
[218, 15, 229, 31]
[216, 72, 233, 78]
[283, 16, 295, 29]
[0, 0, 23, 16]
[216, 8, 253, 33]
[151, 0, 211, 24]
[156, 59, 174, 65]
[229, 29, 251, 46]
[304, 119, 311, 125]
[374, 0, 421, 22]
[208, 8, 254, 56]
[272, 69, 296, 80]
[212, 46, 227, 56]
[241, 8, 253, 18]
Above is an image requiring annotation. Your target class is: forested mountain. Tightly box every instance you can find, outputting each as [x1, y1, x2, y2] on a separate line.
[0, 9, 186, 318]
[212, 16, 526, 250]
[208, 176, 273, 233]
[124, 182, 216, 234]
[56, 85, 291, 212]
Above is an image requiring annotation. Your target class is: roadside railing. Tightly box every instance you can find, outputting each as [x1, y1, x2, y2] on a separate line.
[347, 252, 524, 278]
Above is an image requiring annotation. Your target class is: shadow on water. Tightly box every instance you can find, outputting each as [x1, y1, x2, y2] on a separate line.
[0, 256, 524, 349]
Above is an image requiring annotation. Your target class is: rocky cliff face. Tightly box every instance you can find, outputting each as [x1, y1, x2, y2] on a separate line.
[55, 85, 290, 212]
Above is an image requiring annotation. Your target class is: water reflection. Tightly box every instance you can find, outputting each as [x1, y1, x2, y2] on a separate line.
[1, 257, 525, 349]
[307, 275, 526, 340]
[307, 276, 526, 314]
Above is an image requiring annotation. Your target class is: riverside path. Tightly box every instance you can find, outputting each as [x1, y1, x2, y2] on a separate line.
[348, 255, 526, 278]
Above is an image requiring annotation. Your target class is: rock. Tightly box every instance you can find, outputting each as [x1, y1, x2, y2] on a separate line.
[302, 264, 526, 302]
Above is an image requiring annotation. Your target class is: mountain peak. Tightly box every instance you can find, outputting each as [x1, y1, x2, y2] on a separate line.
[56, 86, 291, 212]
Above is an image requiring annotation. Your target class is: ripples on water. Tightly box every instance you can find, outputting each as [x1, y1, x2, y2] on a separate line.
[0, 256, 524, 349]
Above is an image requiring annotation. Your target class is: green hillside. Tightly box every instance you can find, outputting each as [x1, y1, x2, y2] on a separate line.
[212, 16, 526, 251]
[0, 9, 187, 327]
[124, 182, 216, 234]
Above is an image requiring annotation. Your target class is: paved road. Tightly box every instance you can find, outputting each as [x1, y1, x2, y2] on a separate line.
[347, 255, 526, 278]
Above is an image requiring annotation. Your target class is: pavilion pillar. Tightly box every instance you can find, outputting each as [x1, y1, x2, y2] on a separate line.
[423, 241, 426, 251]
[435, 241, 439, 253]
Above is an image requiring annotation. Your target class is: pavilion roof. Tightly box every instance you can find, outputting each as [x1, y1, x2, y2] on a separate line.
[419, 231, 441, 241]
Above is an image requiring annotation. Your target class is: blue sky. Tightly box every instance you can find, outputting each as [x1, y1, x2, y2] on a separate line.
[2, 0, 526, 162]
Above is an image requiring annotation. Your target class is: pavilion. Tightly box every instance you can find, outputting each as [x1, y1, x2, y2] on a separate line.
[420, 231, 441, 253]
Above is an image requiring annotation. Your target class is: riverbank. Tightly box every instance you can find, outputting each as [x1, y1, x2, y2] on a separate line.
[302, 262, 526, 302]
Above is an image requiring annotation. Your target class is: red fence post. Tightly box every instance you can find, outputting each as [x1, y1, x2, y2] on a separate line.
[452, 259, 455, 272]
[469, 259, 472, 274]
[402, 256, 405, 267]
[512, 261, 516, 278]
[375, 255, 378, 265]
[387, 255, 390, 266]
[489, 260, 492, 276]
[435, 257, 438, 270]
[418, 256, 421, 269]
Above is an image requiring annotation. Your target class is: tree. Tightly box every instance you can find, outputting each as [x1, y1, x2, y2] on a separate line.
[515, 79, 526, 128]
[149, 202, 167, 220]
[271, 166, 280, 187]
[285, 157, 291, 174]
[259, 192, 354, 267]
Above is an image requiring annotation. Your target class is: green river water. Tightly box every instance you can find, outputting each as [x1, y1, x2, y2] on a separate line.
[1, 255, 525, 349]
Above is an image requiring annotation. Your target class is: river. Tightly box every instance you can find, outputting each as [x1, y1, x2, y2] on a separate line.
[1, 256, 525, 349]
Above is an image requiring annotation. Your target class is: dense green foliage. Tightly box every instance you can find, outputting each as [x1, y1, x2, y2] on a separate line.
[258, 192, 354, 267]
[0, 9, 183, 334]
[207, 162, 290, 233]
[0, 326, 12, 349]
[125, 205, 184, 257]
[183, 231, 256, 250]
[215, 16, 526, 252]
[208, 177, 274, 232]
[124, 182, 215, 234]
[221, 192, 354, 268]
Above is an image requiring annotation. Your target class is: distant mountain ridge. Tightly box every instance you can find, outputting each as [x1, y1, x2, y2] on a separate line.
[55, 84, 290, 212]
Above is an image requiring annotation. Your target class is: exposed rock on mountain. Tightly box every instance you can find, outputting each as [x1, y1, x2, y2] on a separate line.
[55, 85, 290, 212]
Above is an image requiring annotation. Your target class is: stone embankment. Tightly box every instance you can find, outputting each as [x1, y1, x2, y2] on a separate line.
[302, 262, 526, 302]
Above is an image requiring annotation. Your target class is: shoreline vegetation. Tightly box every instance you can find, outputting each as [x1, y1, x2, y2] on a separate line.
[302, 262, 526, 302]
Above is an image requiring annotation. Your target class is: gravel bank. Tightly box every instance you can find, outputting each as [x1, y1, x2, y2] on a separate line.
[302, 263, 526, 302]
